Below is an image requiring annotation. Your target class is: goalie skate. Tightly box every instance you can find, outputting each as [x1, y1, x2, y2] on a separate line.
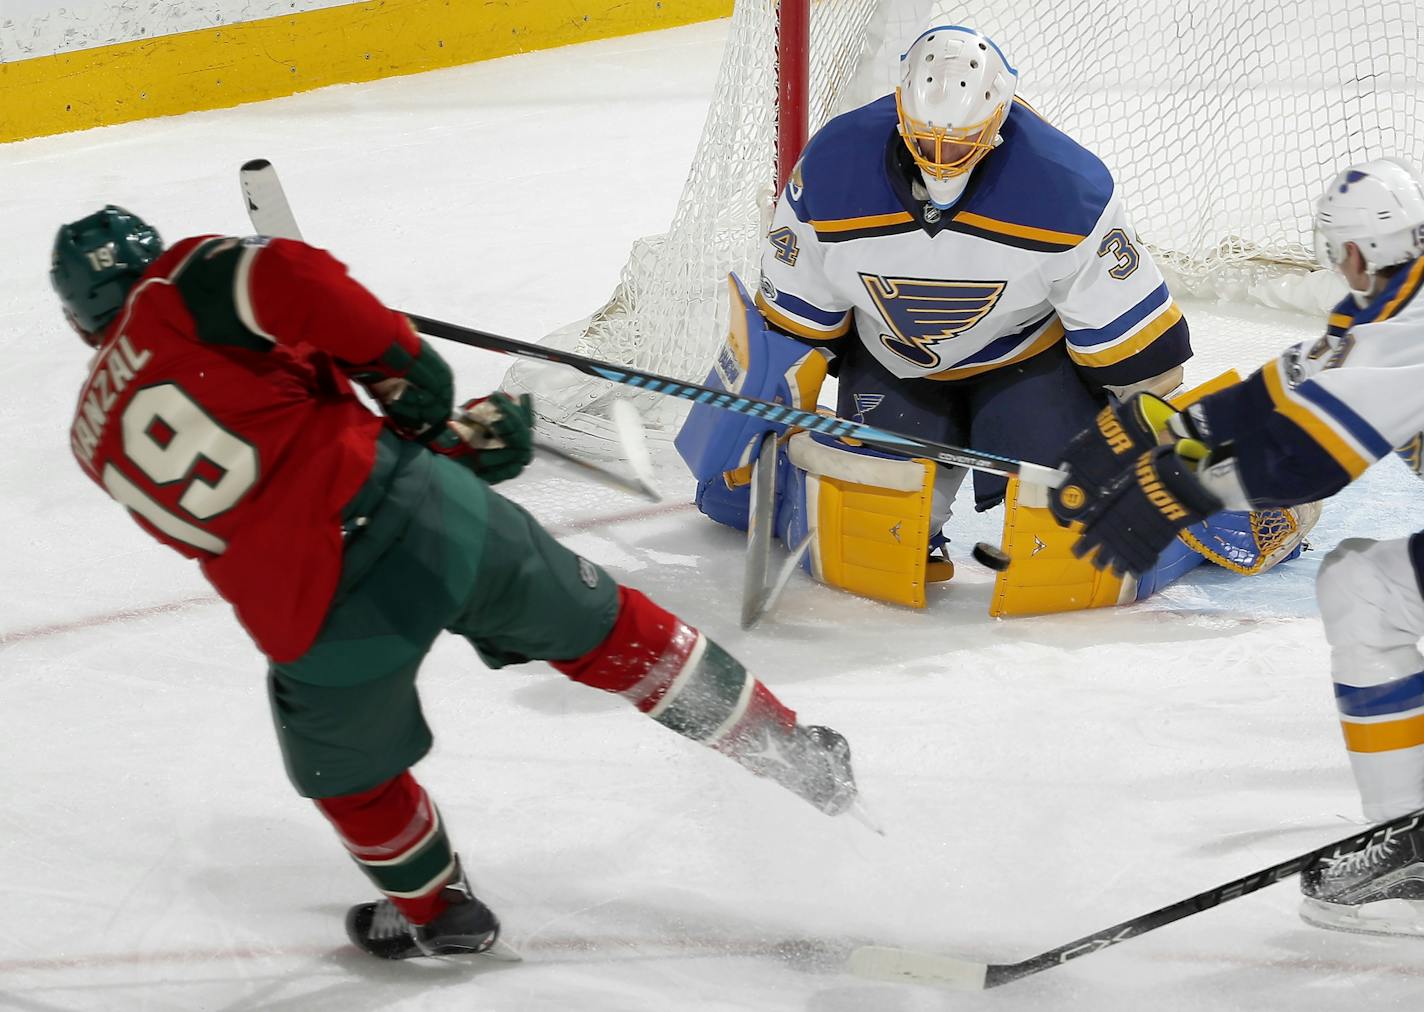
[1299, 816, 1424, 937]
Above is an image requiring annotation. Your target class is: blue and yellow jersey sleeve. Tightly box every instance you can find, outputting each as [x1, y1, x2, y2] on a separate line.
[755, 176, 856, 344]
[754, 98, 906, 347]
[1193, 259, 1424, 505]
[1049, 192, 1190, 387]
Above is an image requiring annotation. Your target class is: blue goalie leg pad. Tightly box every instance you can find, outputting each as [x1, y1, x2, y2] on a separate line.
[1131, 535, 1207, 601]
[694, 475, 753, 532]
[675, 273, 830, 483]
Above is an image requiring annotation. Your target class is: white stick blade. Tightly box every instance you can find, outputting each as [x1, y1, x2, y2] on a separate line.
[759, 527, 812, 620]
[609, 398, 662, 501]
[239, 159, 304, 240]
[847, 945, 989, 990]
[740, 431, 778, 630]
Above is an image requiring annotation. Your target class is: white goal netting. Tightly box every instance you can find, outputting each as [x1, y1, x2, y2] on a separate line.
[506, 0, 1424, 451]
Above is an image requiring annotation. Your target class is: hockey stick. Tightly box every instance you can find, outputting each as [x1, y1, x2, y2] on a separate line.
[239, 159, 661, 503]
[740, 430, 815, 629]
[849, 809, 1424, 990]
[238, 159, 1066, 489]
[404, 312, 1066, 487]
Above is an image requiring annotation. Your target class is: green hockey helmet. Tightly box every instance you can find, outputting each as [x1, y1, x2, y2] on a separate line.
[50, 206, 164, 344]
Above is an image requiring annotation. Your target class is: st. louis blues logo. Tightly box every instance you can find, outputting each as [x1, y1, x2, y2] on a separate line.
[851, 392, 884, 423]
[860, 274, 1006, 370]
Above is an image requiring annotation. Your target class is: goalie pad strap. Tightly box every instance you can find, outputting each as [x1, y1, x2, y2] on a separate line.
[785, 428, 927, 492]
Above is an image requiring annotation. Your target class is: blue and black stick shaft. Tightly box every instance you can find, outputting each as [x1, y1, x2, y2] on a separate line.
[404, 312, 1068, 487]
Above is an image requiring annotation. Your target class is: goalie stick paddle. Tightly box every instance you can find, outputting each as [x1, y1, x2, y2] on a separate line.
[849, 808, 1424, 990]
[237, 159, 1067, 489]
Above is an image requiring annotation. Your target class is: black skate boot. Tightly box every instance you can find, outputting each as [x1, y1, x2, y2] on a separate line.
[1299, 817, 1424, 937]
[346, 861, 502, 959]
[730, 722, 858, 816]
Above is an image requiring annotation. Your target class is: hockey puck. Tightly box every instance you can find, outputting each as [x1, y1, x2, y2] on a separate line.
[972, 542, 1011, 572]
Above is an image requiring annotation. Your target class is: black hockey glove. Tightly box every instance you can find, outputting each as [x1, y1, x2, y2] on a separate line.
[1050, 392, 1179, 526]
[1071, 442, 1224, 578]
[348, 336, 455, 440]
[429, 392, 535, 484]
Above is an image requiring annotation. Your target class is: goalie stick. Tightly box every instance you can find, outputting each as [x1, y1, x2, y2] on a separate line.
[237, 159, 1067, 490]
[849, 807, 1424, 990]
[239, 159, 660, 503]
[740, 430, 814, 629]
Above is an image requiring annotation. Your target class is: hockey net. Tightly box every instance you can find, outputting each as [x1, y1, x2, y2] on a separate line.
[505, 0, 1424, 452]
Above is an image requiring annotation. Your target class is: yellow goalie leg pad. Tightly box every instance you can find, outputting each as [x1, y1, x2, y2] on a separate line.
[988, 370, 1244, 617]
[990, 477, 1135, 617]
[788, 432, 939, 608]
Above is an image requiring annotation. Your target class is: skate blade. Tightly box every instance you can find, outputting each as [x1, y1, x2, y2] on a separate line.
[481, 936, 524, 962]
[1299, 896, 1424, 938]
[847, 796, 886, 836]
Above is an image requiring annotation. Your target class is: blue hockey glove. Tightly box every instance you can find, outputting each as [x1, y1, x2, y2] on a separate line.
[1051, 392, 1180, 526]
[1072, 442, 1225, 577]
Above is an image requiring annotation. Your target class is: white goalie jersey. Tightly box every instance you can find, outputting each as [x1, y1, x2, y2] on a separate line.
[754, 95, 1191, 390]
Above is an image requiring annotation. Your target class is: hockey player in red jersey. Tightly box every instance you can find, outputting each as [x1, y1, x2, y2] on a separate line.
[54, 206, 858, 960]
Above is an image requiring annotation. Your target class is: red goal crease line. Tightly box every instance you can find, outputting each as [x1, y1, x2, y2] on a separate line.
[0, 501, 694, 647]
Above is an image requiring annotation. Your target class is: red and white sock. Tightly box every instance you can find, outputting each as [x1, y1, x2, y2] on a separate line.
[315, 772, 455, 925]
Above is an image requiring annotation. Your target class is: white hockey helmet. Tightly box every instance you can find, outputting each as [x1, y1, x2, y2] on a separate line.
[896, 24, 1017, 209]
[1313, 158, 1424, 281]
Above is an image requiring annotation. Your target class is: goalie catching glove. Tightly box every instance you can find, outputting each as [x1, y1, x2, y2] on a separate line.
[428, 392, 535, 484]
[1073, 441, 1225, 577]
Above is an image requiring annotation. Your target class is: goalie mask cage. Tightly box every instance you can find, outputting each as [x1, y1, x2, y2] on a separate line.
[504, 0, 1424, 449]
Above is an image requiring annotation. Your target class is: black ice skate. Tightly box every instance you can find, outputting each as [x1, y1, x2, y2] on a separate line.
[731, 723, 858, 816]
[346, 861, 504, 960]
[1299, 816, 1424, 937]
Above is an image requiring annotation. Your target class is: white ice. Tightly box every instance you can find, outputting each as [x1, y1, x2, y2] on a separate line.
[3, 19, 1424, 1011]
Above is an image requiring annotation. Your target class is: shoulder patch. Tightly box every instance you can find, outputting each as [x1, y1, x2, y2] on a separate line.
[172, 238, 273, 351]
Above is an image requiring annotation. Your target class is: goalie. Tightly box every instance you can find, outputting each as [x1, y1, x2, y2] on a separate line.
[676, 20, 1312, 614]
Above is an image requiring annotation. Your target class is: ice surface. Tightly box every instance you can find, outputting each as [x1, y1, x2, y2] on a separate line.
[3, 18, 1424, 1011]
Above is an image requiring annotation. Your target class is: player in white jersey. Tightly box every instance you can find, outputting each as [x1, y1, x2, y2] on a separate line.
[1060, 157, 1424, 937]
[676, 21, 1309, 615]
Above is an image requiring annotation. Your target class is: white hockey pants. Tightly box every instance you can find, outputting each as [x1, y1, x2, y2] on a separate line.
[1317, 536, 1424, 821]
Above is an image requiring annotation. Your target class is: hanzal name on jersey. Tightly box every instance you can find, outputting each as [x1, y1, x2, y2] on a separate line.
[72, 335, 151, 471]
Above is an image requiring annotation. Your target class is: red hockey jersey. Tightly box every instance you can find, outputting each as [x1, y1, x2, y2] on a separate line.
[69, 235, 417, 661]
